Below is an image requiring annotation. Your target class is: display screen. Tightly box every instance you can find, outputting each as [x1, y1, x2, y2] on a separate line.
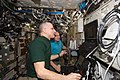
[84, 20, 98, 40]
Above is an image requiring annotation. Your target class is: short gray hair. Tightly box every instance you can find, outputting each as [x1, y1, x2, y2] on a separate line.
[39, 22, 52, 33]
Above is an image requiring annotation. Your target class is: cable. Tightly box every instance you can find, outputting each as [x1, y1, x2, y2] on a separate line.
[86, 62, 91, 80]
[81, 0, 100, 16]
[98, 16, 119, 50]
[97, 8, 120, 52]
[32, 9, 47, 21]
[96, 61, 103, 80]
[116, 21, 120, 68]
[117, 51, 120, 68]
[103, 40, 120, 80]
[97, 6, 120, 80]
[85, 1, 94, 14]
[1, 0, 15, 12]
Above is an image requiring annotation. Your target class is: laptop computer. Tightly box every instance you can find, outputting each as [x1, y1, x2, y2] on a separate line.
[78, 20, 98, 58]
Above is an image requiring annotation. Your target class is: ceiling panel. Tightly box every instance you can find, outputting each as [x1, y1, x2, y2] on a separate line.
[17, 0, 84, 9]
[40, 0, 84, 9]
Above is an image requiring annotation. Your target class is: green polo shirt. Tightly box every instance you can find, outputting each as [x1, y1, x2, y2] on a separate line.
[27, 36, 51, 78]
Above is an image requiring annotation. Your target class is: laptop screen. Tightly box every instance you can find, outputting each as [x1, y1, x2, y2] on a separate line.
[77, 20, 98, 57]
[84, 20, 98, 41]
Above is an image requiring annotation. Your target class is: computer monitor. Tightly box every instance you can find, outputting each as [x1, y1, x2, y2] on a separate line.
[78, 20, 98, 57]
[84, 20, 98, 41]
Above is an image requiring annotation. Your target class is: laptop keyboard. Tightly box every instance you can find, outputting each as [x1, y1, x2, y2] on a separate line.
[78, 40, 97, 57]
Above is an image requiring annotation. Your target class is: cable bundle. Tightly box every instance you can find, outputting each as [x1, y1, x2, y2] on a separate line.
[97, 7, 120, 52]
[97, 5, 120, 80]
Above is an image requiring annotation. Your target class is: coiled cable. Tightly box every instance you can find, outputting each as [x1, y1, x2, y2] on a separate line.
[97, 8, 120, 52]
